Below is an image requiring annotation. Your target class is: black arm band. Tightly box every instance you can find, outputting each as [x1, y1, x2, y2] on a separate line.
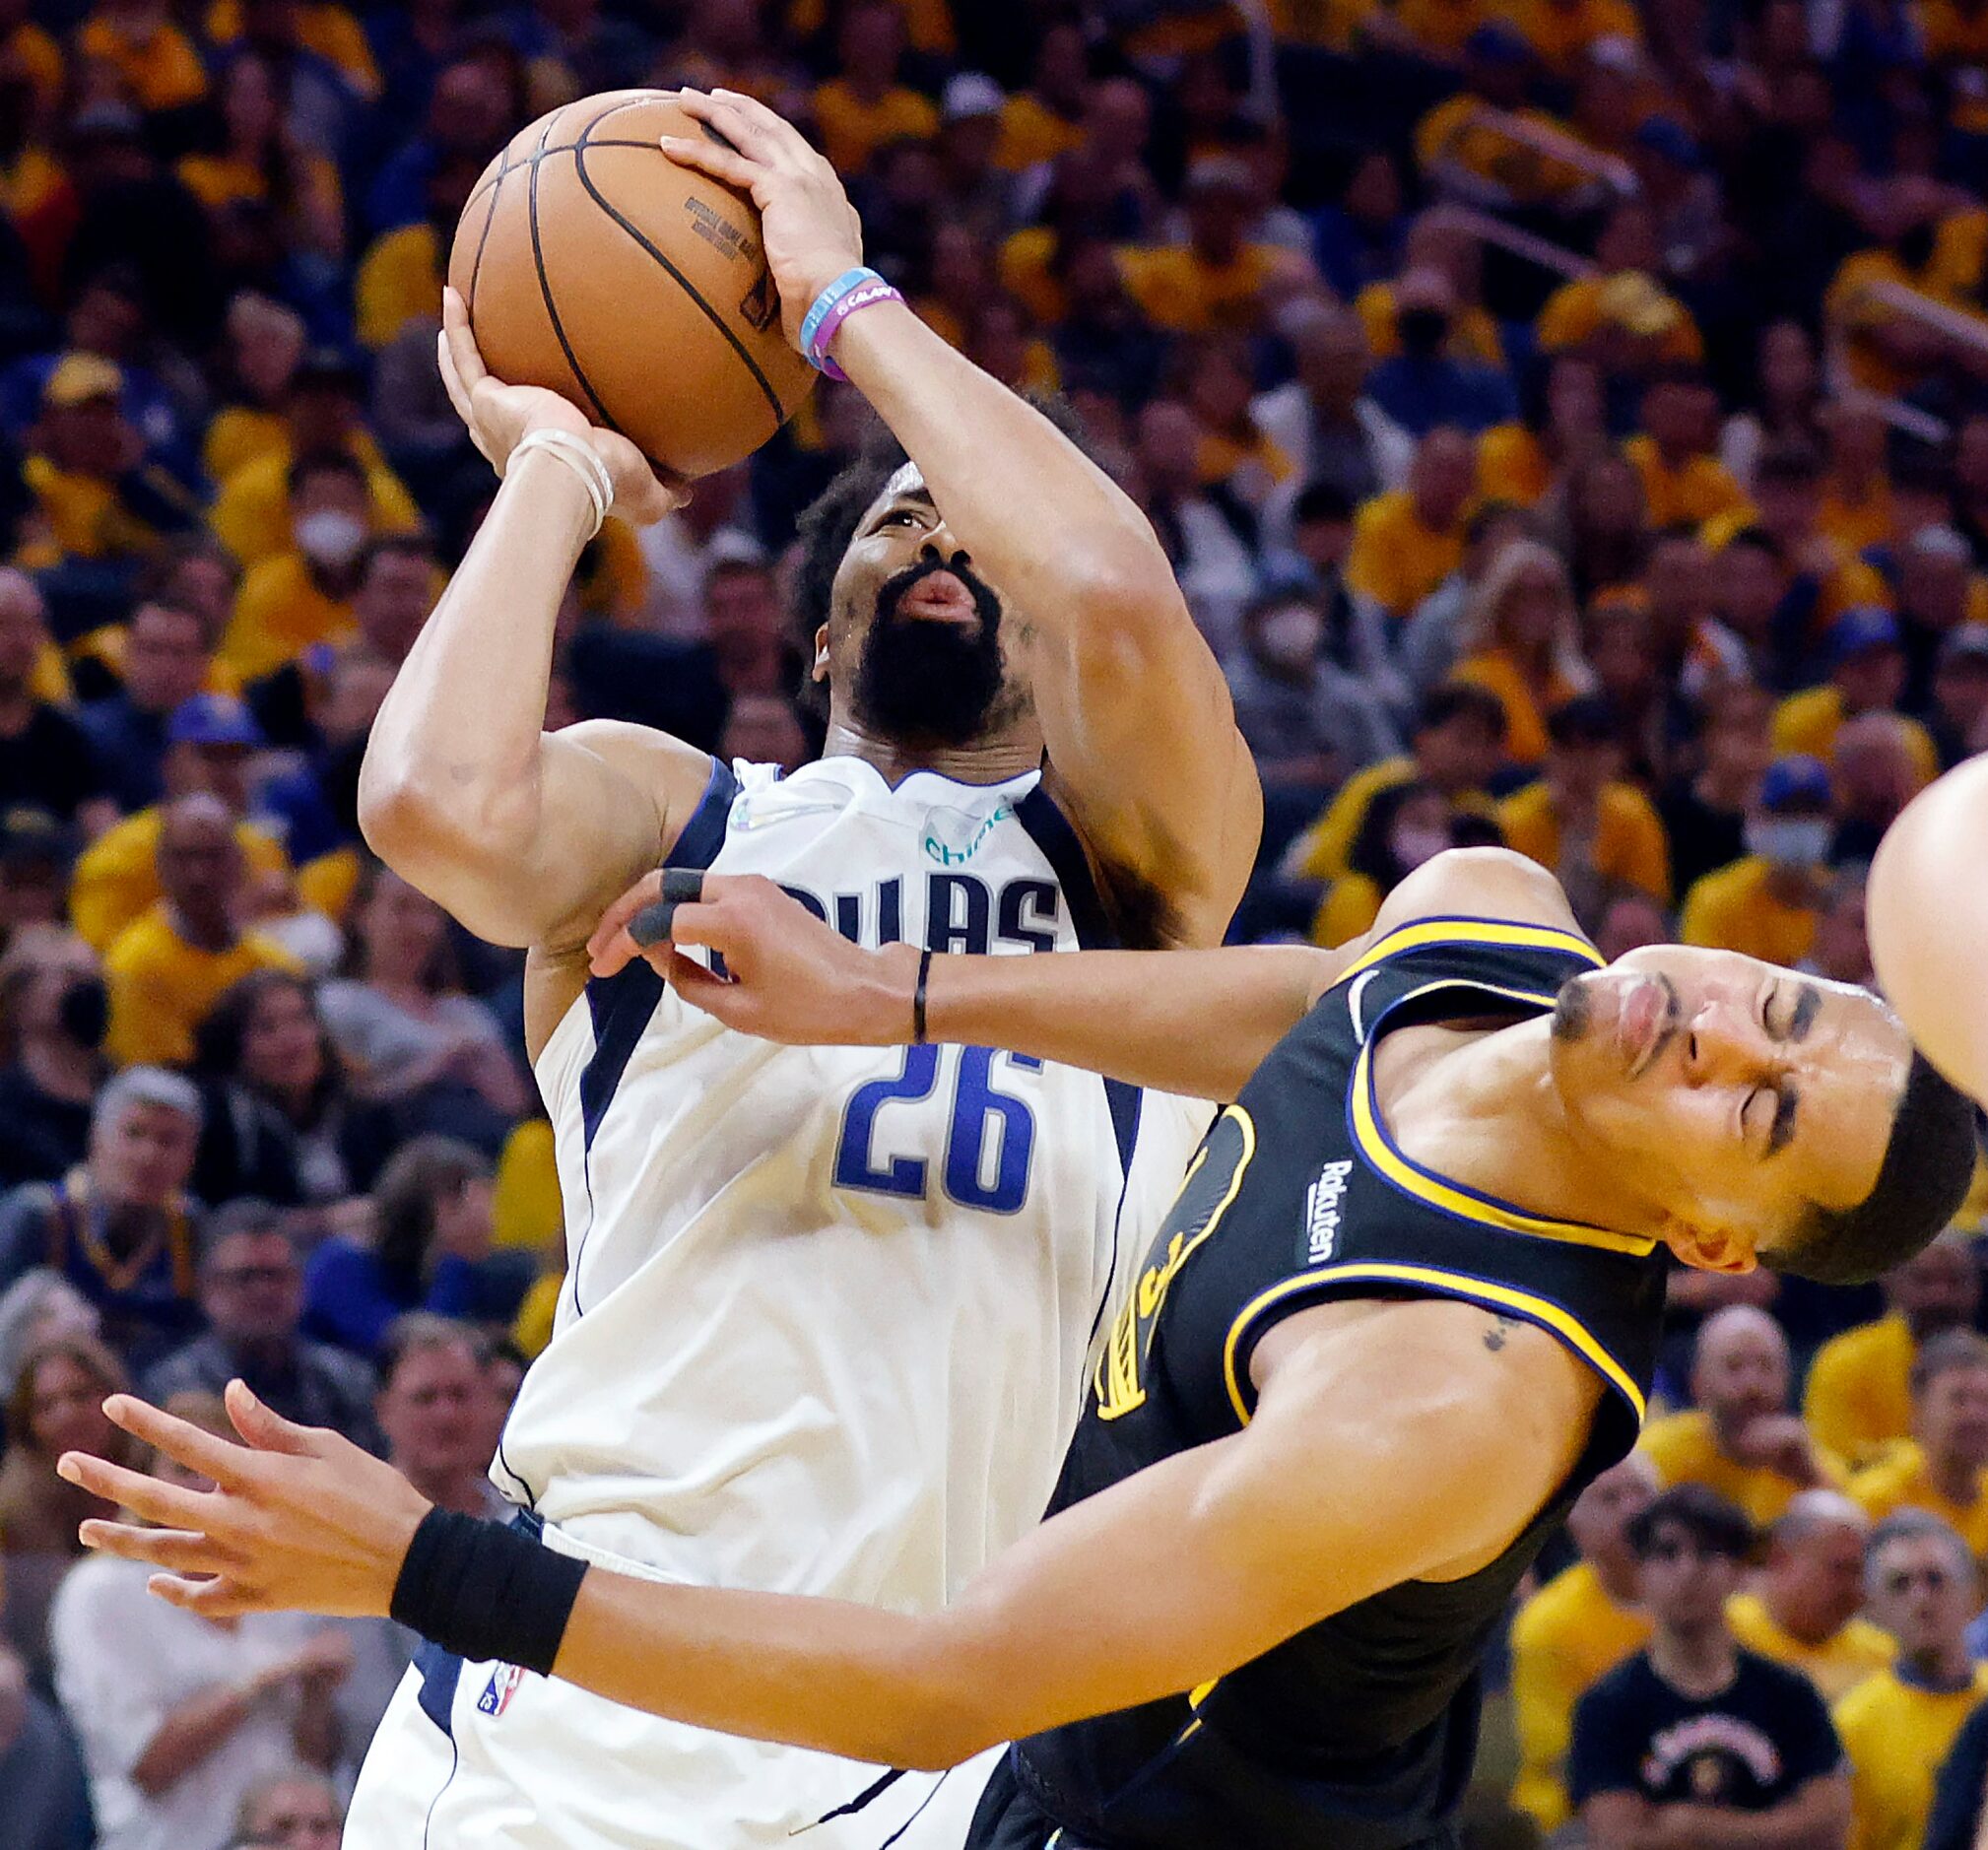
[912, 948, 932, 1044]
[389, 1509, 589, 1676]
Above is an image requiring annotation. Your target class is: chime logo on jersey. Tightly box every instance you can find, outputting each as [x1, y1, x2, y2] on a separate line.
[1305, 1159, 1353, 1265]
[478, 1663, 525, 1718]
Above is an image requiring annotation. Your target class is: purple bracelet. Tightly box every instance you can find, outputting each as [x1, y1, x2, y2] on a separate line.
[805, 273, 905, 382]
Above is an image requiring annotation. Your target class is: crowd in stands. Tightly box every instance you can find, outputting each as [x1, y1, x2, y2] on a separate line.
[9, 0, 1988, 1840]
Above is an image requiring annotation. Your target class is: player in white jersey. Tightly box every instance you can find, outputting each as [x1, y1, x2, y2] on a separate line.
[338, 89, 1261, 1849]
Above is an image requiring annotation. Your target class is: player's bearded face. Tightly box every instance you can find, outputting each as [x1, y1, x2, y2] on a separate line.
[851, 553, 1013, 747]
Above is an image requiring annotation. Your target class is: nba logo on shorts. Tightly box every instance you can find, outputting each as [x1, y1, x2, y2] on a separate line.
[478, 1664, 525, 1718]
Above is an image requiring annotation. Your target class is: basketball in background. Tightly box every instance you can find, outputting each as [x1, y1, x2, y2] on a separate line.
[448, 90, 816, 481]
[1868, 752, 1988, 1104]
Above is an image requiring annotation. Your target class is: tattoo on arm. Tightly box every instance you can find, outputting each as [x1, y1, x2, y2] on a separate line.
[1483, 1314, 1521, 1353]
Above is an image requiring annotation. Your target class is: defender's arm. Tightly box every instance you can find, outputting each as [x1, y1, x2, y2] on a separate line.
[66, 1298, 1597, 1772]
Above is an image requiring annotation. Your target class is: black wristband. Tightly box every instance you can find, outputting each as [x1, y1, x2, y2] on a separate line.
[912, 948, 932, 1044]
[389, 1509, 588, 1676]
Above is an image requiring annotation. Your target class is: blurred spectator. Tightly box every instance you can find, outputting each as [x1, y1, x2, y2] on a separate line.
[1570, 1486, 1850, 1846]
[71, 694, 290, 956]
[0, 1630, 92, 1849]
[1807, 1235, 1982, 1469]
[1835, 1510, 1988, 1850]
[1129, 395, 1260, 662]
[1640, 1304, 1848, 1525]
[1727, 1491, 1895, 1701]
[1395, 501, 1531, 700]
[1850, 1328, 1988, 1554]
[232, 1768, 343, 1850]
[0, 808, 83, 939]
[1929, 624, 1988, 766]
[1509, 1452, 1658, 1832]
[300, 1135, 525, 1354]
[0, 1272, 100, 1405]
[1721, 321, 1823, 489]
[1495, 695, 1671, 927]
[1450, 538, 1594, 765]
[102, 794, 303, 1068]
[1118, 156, 1313, 337]
[372, 1312, 510, 1516]
[76, 600, 213, 812]
[317, 862, 524, 1136]
[0, 928, 106, 1187]
[1624, 372, 1751, 531]
[0, 570, 115, 833]
[1657, 681, 1773, 895]
[189, 970, 394, 1208]
[1345, 426, 1477, 623]
[721, 692, 810, 771]
[1225, 586, 1400, 792]
[1801, 870, 1877, 987]
[51, 1391, 351, 1850]
[1680, 754, 1834, 962]
[1311, 778, 1466, 945]
[0, 1069, 204, 1369]
[812, 0, 938, 177]
[0, 1331, 134, 1686]
[1251, 299, 1412, 517]
[1773, 608, 1940, 786]
[1362, 266, 1516, 438]
[142, 1200, 376, 1450]
[1282, 683, 1505, 886]
[1830, 709, 1933, 863]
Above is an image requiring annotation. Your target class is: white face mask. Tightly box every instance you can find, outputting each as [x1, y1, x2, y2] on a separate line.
[1257, 605, 1323, 670]
[295, 509, 367, 569]
[1746, 816, 1832, 870]
[1390, 824, 1452, 871]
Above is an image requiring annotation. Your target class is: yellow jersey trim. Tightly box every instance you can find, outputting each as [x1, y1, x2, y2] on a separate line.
[1348, 978, 1659, 1260]
[1222, 1262, 1647, 1427]
[1338, 917, 1604, 982]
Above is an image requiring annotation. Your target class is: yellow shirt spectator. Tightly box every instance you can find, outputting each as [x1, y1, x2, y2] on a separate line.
[493, 1119, 563, 1253]
[202, 406, 291, 487]
[1496, 779, 1671, 902]
[1346, 490, 1467, 618]
[104, 905, 302, 1068]
[1312, 872, 1384, 948]
[1476, 423, 1554, 507]
[1680, 856, 1822, 965]
[1509, 1561, 1652, 1830]
[204, 0, 380, 92]
[810, 81, 939, 175]
[1821, 480, 1894, 556]
[1772, 687, 1941, 788]
[1117, 241, 1309, 335]
[76, 13, 208, 112]
[72, 810, 290, 955]
[1537, 272, 1704, 366]
[1638, 1408, 1848, 1525]
[1849, 1442, 1988, 1557]
[1450, 651, 1581, 767]
[354, 222, 443, 352]
[1288, 758, 1416, 881]
[1835, 1665, 1988, 1850]
[1807, 1315, 1919, 1471]
[218, 553, 357, 684]
[993, 94, 1083, 170]
[208, 444, 419, 569]
[1355, 278, 1505, 366]
[1622, 435, 1752, 530]
[1726, 1591, 1894, 1704]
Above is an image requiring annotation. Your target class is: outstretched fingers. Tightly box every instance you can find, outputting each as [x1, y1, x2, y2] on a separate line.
[80, 1520, 242, 1576]
[99, 1394, 254, 1487]
[58, 1451, 217, 1531]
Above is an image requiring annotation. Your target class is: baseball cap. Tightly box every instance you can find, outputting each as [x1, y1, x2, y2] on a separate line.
[166, 694, 265, 749]
[41, 354, 123, 410]
[942, 73, 1005, 122]
[1825, 605, 1902, 667]
[1760, 755, 1833, 813]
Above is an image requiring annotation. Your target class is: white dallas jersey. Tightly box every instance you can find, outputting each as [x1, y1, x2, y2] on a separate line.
[496, 755, 1206, 1831]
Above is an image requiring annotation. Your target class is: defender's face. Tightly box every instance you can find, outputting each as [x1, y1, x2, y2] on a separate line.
[1548, 946, 1910, 1261]
[818, 464, 1031, 749]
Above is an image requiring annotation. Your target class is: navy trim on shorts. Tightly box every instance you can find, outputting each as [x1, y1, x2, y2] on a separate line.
[413, 1640, 462, 1738]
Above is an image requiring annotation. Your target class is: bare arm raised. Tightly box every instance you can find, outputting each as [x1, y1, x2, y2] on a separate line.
[358, 292, 713, 1052]
[660, 91, 1260, 947]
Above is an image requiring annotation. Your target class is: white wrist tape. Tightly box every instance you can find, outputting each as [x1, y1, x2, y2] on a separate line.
[510, 427, 614, 539]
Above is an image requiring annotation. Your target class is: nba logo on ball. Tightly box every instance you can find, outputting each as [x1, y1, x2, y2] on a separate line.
[478, 1664, 526, 1718]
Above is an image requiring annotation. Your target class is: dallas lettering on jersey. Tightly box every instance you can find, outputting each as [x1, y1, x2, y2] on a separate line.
[778, 873, 1060, 956]
[1305, 1159, 1353, 1265]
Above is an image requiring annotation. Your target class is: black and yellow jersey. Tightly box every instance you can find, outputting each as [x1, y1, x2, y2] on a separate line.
[1000, 918, 1670, 1850]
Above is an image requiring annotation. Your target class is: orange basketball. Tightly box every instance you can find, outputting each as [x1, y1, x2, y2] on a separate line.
[448, 90, 815, 481]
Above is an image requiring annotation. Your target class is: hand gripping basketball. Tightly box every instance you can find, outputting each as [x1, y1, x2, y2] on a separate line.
[436, 287, 687, 526]
[586, 870, 919, 1045]
[659, 91, 867, 355]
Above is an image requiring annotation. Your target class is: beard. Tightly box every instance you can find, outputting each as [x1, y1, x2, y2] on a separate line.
[850, 555, 1013, 749]
[1551, 972, 1594, 1042]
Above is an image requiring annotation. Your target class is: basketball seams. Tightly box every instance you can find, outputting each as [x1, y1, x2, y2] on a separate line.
[461, 139, 675, 215]
[525, 113, 628, 440]
[568, 110, 787, 438]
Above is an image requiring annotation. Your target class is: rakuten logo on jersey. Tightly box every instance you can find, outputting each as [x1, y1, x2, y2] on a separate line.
[1306, 1160, 1353, 1265]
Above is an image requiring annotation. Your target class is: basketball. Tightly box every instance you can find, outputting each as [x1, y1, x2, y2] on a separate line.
[447, 90, 816, 481]
[1868, 752, 1988, 1103]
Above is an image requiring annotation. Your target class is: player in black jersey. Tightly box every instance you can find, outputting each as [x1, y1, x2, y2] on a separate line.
[61, 847, 1979, 1850]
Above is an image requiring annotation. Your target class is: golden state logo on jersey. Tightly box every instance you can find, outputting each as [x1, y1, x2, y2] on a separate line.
[1095, 1106, 1256, 1421]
